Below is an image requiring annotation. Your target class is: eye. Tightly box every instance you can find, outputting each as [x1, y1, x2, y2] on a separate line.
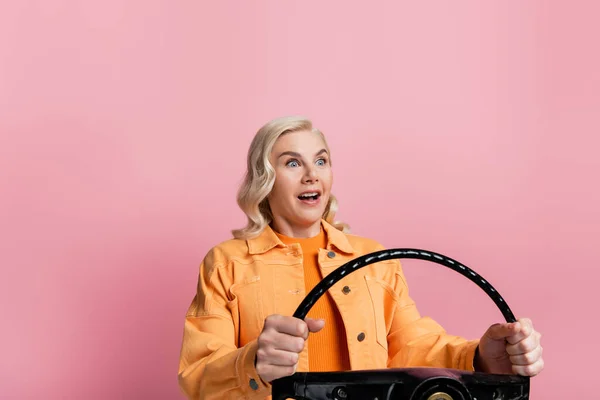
[316, 158, 327, 166]
[286, 159, 300, 167]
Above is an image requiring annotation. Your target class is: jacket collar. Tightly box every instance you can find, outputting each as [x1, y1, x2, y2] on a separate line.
[247, 219, 355, 255]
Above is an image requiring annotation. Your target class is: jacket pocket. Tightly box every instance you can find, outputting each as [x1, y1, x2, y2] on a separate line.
[365, 275, 397, 353]
[228, 276, 263, 347]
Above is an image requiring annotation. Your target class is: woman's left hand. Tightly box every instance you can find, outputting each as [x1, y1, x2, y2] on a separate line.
[475, 318, 544, 376]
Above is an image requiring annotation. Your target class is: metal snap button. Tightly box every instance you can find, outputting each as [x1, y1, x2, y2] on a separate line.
[357, 332, 366, 342]
[342, 286, 351, 294]
[327, 251, 336, 258]
[249, 378, 259, 390]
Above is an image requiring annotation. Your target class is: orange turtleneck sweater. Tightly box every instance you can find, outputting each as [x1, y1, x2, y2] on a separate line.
[274, 227, 351, 372]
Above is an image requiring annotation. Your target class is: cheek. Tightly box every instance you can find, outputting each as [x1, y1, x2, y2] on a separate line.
[321, 170, 333, 190]
[272, 173, 295, 197]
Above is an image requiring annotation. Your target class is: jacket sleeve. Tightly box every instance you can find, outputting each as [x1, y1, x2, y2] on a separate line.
[382, 254, 480, 371]
[178, 250, 271, 400]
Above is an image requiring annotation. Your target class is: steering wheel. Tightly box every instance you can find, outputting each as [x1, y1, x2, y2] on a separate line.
[271, 248, 530, 400]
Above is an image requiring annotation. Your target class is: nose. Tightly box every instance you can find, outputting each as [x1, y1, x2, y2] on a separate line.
[302, 165, 318, 183]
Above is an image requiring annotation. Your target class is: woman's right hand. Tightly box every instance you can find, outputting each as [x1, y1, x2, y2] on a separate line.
[255, 315, 325, 383]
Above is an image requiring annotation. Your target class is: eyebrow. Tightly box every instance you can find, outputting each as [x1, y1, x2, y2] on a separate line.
[277, 149, 328, 159]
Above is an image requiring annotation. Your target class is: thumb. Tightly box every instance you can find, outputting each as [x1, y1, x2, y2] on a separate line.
[485, 322, 521, 341]
[305, 317, 325, 333]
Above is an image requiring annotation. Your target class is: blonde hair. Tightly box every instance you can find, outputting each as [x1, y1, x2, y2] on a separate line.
[232, 116, 349, 239]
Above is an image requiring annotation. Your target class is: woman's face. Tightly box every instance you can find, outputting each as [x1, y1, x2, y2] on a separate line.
[267, 130, 333, 233]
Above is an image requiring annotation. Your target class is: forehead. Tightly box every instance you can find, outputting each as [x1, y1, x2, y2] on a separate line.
[271, 130, 326, 154]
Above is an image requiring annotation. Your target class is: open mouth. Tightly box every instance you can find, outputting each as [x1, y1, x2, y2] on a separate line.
[297, 192, 321, 201]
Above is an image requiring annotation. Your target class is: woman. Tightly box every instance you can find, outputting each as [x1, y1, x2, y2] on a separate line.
[177, 116, 544, 400]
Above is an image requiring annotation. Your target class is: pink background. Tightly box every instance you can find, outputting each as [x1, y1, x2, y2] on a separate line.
[1, 2, 598, 399]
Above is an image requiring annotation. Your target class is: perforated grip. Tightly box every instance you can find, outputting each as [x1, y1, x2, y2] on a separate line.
[293, 248, 517, 323]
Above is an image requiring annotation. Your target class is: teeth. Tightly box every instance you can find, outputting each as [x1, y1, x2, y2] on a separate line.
[299, 192, 319, 198]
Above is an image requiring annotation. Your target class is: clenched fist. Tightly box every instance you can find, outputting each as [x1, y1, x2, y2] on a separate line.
[255, 315, 325, 383]
[476, 317, 544, 377]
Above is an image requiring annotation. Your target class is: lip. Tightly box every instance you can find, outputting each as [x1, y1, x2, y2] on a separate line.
[297, 190, 322, 197]
[297, 193, 322, 207]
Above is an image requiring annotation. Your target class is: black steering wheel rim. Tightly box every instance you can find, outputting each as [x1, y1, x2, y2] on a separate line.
[293, 248, 517, 323]
[272, 248, 530, 400]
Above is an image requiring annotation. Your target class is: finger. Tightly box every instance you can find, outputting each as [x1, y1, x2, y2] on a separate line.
[305, 317, 325, 333]
[506, 334, 540, 356]
[485, 322, 521, 341]
[256, 363, 297, 383]
[267, 316, 308, 338]
[509, 345, 543, 365]
[256, 346, 300, 367]
[512, 357, 544, 377]
[265, 331, 306, 353]
[506, 318, 534, 345]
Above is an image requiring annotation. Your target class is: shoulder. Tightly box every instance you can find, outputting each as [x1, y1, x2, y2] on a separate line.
[200, 237, 249, 271]
[344, 232, 387, 254]
[342, 232, 403, 282]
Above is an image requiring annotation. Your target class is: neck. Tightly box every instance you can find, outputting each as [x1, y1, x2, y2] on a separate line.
[270, 217, 322, 238]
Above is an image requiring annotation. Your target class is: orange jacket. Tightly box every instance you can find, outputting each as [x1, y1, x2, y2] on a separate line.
[178, 220, 479, 399]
